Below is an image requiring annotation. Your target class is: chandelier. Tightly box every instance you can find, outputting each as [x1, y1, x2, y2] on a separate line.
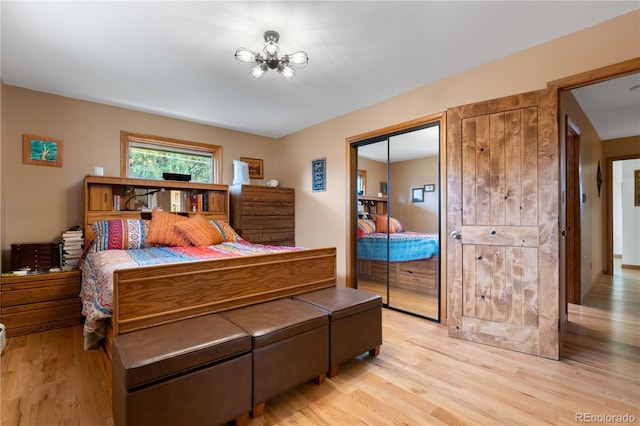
[235, 30, 309, 80]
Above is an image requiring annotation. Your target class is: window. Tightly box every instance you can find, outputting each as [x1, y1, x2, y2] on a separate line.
[120, 131, 222, 183]
[357, 169, 367, 195]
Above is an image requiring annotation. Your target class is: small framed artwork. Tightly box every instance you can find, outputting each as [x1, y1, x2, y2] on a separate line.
[312, 157, 326, 192]
[412, 187, 424, 203]
[240, 157, 264, 179]
[635, 170, 640, 207]
[380, 181, 388, 195]
[22, 134, 63, 167]
[424, 183, 435, 192]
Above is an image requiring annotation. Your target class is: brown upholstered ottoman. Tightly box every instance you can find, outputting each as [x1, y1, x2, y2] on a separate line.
[112, 314, 252, 426]
[220, 298, 329, 417]
[294, 286, 382, 377]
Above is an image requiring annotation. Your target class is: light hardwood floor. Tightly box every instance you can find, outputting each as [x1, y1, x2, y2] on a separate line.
[1, 268, 638, 425]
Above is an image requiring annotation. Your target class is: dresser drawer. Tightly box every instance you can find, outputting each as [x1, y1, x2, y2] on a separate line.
[0, 298, 82, 337]
[241, 202, 294, 217]
[240, 230, 295, 246]
[1, 278, 80, 307]
[241, 187, 294, 203]
[0, 270, 82, 337]
[241, 216, 294, 230]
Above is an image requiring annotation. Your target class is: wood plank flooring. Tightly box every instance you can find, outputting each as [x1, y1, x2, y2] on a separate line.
[1, 268, 638, 425]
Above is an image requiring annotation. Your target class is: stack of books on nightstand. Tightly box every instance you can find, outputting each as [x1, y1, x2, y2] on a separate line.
[61, 227, 84, 270]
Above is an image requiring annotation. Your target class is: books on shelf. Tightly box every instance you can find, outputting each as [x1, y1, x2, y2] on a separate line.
[60, 226, 84, 269]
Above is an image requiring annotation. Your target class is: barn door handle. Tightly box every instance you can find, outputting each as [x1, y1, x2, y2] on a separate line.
[450, 231, 461, 240]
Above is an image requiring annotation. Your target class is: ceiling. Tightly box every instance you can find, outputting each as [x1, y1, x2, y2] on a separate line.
[1, 1, 638, 139]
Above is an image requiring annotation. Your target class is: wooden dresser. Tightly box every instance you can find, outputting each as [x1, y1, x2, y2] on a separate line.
[0, 270, 82, 337]
[229, 185, 295, 246]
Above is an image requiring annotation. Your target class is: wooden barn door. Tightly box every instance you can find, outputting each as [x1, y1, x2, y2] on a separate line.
[446, 88, 560, 359]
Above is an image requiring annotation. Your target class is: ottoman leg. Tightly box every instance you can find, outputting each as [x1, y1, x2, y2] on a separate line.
[369, 345, 381, 357]
[252, 402, 266, 418]
[328, 365, 340, 378]
[311, 372, 326, 385]
[235, 413, 250, 426]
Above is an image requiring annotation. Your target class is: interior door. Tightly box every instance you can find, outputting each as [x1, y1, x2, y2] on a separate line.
[446, 88, 560, 359]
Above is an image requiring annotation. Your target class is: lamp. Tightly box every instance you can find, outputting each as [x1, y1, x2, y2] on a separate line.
[235, 30, 308, 80]
[123, 188, 165, 211]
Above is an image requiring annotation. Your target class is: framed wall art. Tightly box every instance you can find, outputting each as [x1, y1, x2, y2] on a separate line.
[380, 181, 388, 195]
[240, 157, 264, 179]
[312, 157, 326, 192]
[412, 187, 424, 202]
[424, 183, 435, 192]
[22, 134, 63, 167]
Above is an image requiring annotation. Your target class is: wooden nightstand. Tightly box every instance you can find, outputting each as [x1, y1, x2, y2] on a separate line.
[0, 270, 82, 337]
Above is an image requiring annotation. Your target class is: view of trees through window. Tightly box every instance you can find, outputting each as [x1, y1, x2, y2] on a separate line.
[128, 145, 213, 183]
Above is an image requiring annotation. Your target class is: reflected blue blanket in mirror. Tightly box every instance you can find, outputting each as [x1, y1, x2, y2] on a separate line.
[357, 232, 439, 262]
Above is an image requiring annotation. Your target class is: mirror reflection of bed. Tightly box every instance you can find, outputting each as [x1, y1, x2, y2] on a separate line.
[355, 123, 440, 320]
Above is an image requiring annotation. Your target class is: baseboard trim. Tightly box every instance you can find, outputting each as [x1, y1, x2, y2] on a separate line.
[621, 264, 640, 270]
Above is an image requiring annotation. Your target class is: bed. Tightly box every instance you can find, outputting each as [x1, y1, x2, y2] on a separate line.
[80, 192, 336, 359]
[356, 217, 439, 295]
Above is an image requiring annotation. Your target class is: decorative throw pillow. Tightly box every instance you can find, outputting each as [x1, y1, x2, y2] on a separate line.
[357, 218, 376, 239]
[209, 220, 240, 242]
[174, 215, 224, 246]
[375, 215, 406, 234]
[147, 209, 190, 247]
[91, 219, 149, 251]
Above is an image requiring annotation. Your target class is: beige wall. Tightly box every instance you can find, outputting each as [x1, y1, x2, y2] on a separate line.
[390, 156, 439, 233]
[1, 87, 278, 269]
[602, 136, 640, 159]
[560, 91, 603, 298]
[278, 11, 639, 285]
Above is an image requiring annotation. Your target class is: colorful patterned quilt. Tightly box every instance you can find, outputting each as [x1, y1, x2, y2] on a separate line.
[357, 232, 439, 262]
[79, 241, 302, 349]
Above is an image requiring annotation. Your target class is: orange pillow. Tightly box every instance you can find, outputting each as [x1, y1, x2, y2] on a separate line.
[173, 214, 224, 246]
[375, 215, 406, 234]
[147, 209, 190, 247]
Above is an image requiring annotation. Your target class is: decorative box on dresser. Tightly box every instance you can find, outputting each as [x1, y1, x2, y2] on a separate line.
[10, 242, 60, 270]
[0, 270, 82, 337]
[229, 185, 295, 246]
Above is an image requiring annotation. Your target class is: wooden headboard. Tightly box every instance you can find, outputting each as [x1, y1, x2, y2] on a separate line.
[83, 175, 229, 245]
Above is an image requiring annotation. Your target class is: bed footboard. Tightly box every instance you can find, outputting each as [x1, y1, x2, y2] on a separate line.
[112, 247, 336, 336]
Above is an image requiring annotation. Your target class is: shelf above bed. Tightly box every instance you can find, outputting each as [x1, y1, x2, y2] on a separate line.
[83, 175, 229, 244]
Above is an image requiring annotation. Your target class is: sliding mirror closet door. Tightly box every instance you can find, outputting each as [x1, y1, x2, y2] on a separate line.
[386, 126, 440, 319]
[355, 123, 440, 321]
[357, 139, 390, 306]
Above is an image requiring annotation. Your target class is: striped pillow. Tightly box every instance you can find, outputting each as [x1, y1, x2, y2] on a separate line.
[209, 220, 240, 242]
[91, 219, 149, 251]
[357, 219, 376, 239]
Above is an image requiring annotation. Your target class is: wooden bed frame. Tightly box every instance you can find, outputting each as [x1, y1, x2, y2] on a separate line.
[102, 247, 336, 358]
[82, 176, 337, 359]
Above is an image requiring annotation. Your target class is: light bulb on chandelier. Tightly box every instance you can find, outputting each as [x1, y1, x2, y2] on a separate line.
[235, 30, 309, 80]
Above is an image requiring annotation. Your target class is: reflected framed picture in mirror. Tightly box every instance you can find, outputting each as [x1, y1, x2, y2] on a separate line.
[412, 187, 424, 203]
